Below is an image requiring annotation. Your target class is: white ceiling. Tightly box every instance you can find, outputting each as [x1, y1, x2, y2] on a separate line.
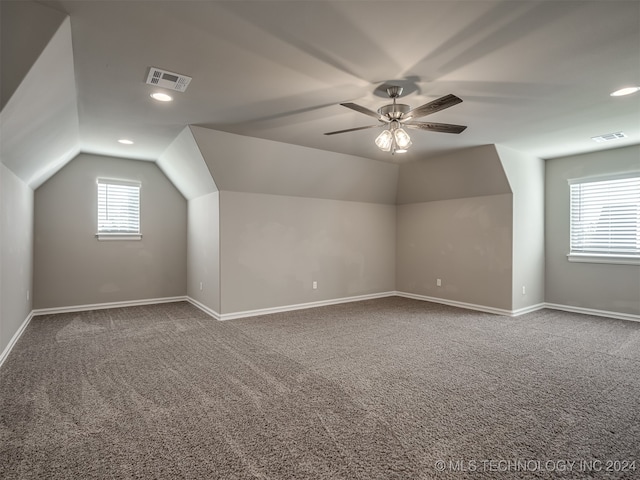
[10, 1, 640, 167]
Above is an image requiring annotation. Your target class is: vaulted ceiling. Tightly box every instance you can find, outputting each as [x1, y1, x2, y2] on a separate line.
[1, 0, 639, 190]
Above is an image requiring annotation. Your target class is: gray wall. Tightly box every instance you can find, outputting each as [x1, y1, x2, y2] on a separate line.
[219, 191, 396, 314]
[545, 145, 640, 315]
[187, 192, 220, 313]
[396, 194, 513, 310]
[0, 164, 34, 355]
[396, 145, 514, 311]
[191, 126, 398, 316]
[34, 153, 187, 309]
[497, 145, 545, 310]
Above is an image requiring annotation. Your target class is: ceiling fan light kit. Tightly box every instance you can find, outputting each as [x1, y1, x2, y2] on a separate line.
[325, 86, 467, 155]
[374, 129, 394, 151]
[375, 120, 412, 154]
[393, 126, 412, 151]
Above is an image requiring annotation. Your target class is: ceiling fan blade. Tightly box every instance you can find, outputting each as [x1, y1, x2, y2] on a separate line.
[324, 125, 381, 135]
[405, 94, 462, 119]
[340, 102, 382, 119]
[405, 122, 467, 134]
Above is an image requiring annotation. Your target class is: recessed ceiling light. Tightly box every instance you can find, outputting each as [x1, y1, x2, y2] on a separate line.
[118, 139, 134, 145]
[610, 87, 640, 97]
[150, 92, 173, 102]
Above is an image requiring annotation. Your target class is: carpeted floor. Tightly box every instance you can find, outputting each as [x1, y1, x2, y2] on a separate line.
[1, 297, 639, 479]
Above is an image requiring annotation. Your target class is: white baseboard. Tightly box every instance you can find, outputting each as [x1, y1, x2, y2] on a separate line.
[186, 297, 221, 320]
[394, 292, 639, 322]
[32, 296, 188, 316]
[3, 296, 634, 372]
[544, 303, 640, 323]
[217, 291, 397, 321]
[511, 303, 547, 316]
[0, 311, 34, 369]
[395, 291, 516, 316]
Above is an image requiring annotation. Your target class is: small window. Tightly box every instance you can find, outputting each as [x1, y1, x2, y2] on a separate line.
[568, 173, 640, 264]
[96, 179, 142, 240]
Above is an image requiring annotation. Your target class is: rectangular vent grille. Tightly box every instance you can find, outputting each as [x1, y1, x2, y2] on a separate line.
[591, 132, 627, 143]
[145, 67, 192, 92]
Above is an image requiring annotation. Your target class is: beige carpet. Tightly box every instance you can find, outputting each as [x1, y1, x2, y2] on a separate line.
[1, 297, 639, 479]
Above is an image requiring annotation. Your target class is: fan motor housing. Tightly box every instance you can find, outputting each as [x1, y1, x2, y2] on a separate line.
[378, 103, 410, 120]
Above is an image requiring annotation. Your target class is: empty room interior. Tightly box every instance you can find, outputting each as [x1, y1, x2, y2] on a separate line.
[1, 1, 639, 478]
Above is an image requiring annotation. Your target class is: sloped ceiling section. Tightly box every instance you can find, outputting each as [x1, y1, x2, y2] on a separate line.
[190, 126, 399, 205]
[0, 14, 80, 189]
[396, 145, 512, 205]
[0, 0, 67, 109]
[157, 127, 218, 200]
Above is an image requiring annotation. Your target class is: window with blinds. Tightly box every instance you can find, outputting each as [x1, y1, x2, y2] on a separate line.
[568, 173, 640, 263]
[97, 179, 141, 240]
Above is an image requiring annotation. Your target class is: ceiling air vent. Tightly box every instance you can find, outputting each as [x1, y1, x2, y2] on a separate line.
[145, 67, 192, 92]
[591, 132, 627, 143]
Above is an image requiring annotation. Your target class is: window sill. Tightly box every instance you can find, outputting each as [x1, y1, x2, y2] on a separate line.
[567, 253, 639, 265]
[96, 234, 142, 241]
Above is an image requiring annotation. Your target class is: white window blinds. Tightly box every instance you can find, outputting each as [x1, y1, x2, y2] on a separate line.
[97, 179, 141, 235]
[569, 174, 640, 258]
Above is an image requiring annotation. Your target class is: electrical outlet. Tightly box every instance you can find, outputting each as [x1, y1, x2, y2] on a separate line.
[199, 282, 203, 291]
[436, 278, 442, 287]
[27, 290, 30, 301]
[312, 281, 318, 290]
[522, 285, 526, 295]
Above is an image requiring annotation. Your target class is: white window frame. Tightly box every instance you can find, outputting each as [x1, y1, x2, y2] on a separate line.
[96, 178, 142, 241]
[567, 172, 640, 265]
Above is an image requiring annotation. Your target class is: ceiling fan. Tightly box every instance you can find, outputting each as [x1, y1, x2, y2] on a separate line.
[324, 86, 467, 154]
